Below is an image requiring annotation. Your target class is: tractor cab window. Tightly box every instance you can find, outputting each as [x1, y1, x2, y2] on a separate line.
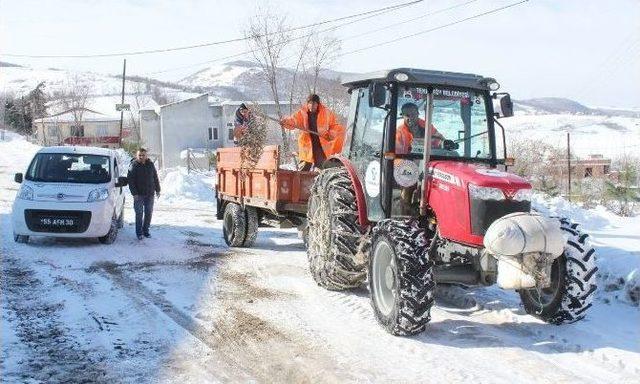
[395, 86, 491, 160]
[391, 86, 492, 217]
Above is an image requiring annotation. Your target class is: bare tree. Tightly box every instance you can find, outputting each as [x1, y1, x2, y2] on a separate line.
[246, 7, 292, 156]
[56, 75, 93, 135]
[126, 82, 154, 143]
[508, 136, 564, 196]
[302, 34, 341, 94]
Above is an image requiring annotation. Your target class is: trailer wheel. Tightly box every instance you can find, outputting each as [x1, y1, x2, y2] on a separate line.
[519, 218, 598, 324]
[242, 206, 259, 248]
[307, 167, 367, 290]
[369, 219, 435, 336]
[223, 203, 246, 247]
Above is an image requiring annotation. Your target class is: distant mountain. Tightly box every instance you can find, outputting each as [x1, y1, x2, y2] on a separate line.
[514, 97, 639, 118]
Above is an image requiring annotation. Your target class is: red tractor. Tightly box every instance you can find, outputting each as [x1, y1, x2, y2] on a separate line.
[307, 68, 597, 335]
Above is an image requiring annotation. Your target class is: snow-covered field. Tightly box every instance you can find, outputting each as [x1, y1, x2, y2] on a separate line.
[1, 133, 639, 383]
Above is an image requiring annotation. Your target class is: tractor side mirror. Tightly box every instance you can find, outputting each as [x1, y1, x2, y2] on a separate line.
[14, 173, 23, 183]
[115, 176, 128, 187]
[443, 140, 459, 151]
[493, 93, 514, 118]
[369, 82, 387, 108]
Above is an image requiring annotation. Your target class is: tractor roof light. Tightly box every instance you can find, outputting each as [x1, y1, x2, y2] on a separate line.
[482, 78, 500, 91]
[394, 72, 409, 82]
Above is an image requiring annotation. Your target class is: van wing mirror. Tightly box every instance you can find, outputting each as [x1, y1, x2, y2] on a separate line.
[493, 93, 514, 118]
[115, 176, 128, 187]
[14, 173, 23, 183]
[369, 82, 387, 108]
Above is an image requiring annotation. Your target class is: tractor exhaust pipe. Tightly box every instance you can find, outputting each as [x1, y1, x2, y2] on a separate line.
[434, 265, 480, 286]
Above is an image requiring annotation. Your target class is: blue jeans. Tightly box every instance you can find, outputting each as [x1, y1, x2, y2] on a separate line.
[133, 195, 154, 236]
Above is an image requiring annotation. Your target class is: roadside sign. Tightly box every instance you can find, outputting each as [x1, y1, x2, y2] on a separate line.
[115, 103, 130, 111]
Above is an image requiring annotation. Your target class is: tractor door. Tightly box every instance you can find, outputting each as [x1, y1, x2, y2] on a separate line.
[345, 87, 388, 221]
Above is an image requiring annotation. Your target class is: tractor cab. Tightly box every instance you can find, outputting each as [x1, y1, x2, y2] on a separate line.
[340, 69, 523, 244]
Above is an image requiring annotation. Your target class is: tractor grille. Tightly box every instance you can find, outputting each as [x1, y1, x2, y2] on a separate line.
[470, 199, 530, 235]
[25, 209, 92, 233]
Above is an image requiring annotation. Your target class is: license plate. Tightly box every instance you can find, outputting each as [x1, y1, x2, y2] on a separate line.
[39, 217, 75, 227]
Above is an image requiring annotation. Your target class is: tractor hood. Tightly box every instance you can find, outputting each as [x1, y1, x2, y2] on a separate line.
[429, 161, 531, 193]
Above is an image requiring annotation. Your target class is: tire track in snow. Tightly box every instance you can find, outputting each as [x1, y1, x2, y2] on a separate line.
[92, 251, 357, 383]
[1, 255, 111, 383]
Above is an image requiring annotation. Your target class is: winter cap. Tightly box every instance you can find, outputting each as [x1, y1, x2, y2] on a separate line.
[306, 94, 321, 104]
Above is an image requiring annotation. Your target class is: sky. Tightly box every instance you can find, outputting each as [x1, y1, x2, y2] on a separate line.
[1, 0, 639, 109]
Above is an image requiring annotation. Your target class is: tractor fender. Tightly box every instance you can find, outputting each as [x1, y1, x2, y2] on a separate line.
[324, 155, 370, 230]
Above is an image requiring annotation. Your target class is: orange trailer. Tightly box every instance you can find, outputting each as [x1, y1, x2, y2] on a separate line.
[215, 145, 317, 247]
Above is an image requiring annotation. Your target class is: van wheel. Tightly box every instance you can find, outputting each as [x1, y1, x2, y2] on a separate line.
[223, 203, 246, 247]
[99, 215, 119, 244]
[13, 233, 29, 244]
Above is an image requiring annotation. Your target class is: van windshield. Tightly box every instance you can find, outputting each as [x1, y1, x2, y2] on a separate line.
[26, 153, 111, 184]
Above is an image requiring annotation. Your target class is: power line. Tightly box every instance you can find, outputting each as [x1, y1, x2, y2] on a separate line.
[140, 0, 483, 77]
[340, 0, 481, 43]
[1, 0, 423, 59]
[336, 0, 529, 58]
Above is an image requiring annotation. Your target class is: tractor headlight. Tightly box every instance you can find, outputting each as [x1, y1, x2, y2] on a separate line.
[17, 185, 34, 200]
[87, 188, 109, 202]
[512, 188, 532, 202]
[468, 184, 505, 200]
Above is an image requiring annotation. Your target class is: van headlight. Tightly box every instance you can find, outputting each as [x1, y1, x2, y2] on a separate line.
[512, 188, 532, 202]
[87, 188, 109, 202]
[468, 184, 505, 200]
[17, 185, 34, 200]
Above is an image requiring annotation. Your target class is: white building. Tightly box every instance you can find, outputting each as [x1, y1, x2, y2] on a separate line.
[139, 94, 293, 168]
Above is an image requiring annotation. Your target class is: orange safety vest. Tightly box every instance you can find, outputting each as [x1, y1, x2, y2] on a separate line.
[281, 103, 345, 164]
[396, 119, 442, 154]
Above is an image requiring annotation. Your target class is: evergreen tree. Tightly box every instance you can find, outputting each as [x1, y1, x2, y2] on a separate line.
[605, 160, 639, 216]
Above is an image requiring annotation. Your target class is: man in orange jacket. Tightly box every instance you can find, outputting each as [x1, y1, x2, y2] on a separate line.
[281, 94, 345, 171]
[396, 102, 445, 154]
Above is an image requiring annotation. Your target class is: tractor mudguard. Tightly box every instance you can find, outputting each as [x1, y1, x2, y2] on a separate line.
[325, 155, 370, 230]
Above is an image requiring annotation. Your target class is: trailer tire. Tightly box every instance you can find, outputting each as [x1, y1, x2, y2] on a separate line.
[307, 167, 366, 290]
[519, 217, 597, 324]
[369, 219, 435, 335]
[223, 203, 246, 247]
[242, 206, 259, 248]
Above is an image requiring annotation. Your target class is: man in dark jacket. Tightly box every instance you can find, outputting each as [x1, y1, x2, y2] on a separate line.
[127, 148, 161, 240]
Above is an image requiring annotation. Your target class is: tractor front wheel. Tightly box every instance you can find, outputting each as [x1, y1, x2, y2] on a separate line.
[369, 219, 435, 336]
[519, 218, 598, 324]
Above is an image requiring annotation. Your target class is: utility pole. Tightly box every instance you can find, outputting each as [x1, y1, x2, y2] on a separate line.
[567, 132, 571, 202]
[118, 59, 127, 147]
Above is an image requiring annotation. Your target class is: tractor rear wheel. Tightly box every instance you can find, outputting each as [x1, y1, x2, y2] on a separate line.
[519, 218, 597, 324]
[307, 167, 366, 290]
[369, 219, 435, 335]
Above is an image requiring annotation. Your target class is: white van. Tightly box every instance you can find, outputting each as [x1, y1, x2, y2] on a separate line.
[12, 146, 127, 244]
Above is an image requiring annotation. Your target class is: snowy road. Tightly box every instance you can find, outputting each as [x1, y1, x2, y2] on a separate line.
[1, 135, 639, 383]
